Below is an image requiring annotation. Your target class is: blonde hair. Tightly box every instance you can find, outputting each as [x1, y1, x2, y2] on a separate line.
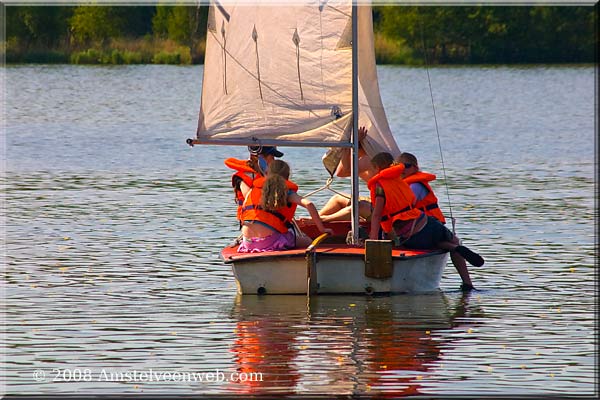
[261, 160, 291, 211]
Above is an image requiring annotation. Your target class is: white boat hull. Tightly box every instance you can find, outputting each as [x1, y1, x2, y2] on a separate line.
[225, 245, 448, 295]
[314, 252, 448, 294]
[231, 256, 309, 295]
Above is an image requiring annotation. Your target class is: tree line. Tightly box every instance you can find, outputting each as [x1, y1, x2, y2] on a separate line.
[373, 6, 597, 64]
[4, 5, 597, 64]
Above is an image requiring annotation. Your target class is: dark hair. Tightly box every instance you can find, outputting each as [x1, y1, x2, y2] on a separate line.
[397, 152, 418, 167]
[371, 152, 395, 170]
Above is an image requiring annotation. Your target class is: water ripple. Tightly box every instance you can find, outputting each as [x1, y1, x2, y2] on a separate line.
[3, 65, 595, 396]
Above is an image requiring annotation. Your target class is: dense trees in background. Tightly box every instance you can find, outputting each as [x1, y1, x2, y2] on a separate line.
[69, 7, 155, 45]
[374, 6, 597, 63]
[5, 5, 210, 63]
[6, 6, 73, 48]
[3, 5, 597, 64]
[6, 6, 154, 46]
[152, 5, 207, 50]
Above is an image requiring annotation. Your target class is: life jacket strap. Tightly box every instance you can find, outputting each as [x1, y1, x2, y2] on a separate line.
[381, 205, 411, 222]
[425, 203, 439, 211]
[241, 205, 292, 227]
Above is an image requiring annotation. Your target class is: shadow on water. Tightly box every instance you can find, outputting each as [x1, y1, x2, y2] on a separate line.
[227, 292, 484, 396]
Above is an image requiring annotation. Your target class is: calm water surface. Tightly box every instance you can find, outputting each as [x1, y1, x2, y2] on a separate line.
[2, 64, 596, 396]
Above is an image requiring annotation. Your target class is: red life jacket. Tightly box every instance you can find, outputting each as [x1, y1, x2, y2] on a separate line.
[240, 177, 299, 233]
[224, 158, 261, 220]
[403, 171, 446, 224]
[367, 165, 423, 233]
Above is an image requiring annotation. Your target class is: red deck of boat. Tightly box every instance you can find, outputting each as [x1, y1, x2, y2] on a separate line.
[221, 243, 444, 263]
[221, 219, 446, 263]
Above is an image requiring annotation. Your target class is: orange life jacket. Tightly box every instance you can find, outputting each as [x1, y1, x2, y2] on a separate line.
[403, 171, 446, 224]
[225, 158, 262, 220]
[240, 177, 299, 233]
[367, 164, 423, 233]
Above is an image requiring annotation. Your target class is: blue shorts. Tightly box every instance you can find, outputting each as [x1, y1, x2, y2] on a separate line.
[402, 216, 454, 249]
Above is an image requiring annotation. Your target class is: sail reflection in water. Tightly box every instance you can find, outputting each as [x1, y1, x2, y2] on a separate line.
[229, 293, 483, 395]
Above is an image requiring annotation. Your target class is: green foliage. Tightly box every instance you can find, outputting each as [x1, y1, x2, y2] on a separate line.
[110, 49, 124, 64]
[373, 33, 416, 65]
[152, 6, 170, 38]
[376, 6, 482, 63]
[121, 50, 143, 64]
[70, 48, 104, 64]
[152, 5, 206, 48]
[68, 6, 154, 45]
[375, 5, 597, 64]
[3, 5, 597, 65]
[70, 7, 125, 45]
[70, 48, 146, 64]
[152, 47, 192, 64]
[6, 6, 72, 47]
[6, 46, 69, 63]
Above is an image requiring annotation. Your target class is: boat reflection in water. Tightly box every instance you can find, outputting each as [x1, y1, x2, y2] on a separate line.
[228, 292, 483, 396]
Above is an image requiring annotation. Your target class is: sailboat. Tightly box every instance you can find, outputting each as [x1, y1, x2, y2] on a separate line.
[188, 1, 448, 294]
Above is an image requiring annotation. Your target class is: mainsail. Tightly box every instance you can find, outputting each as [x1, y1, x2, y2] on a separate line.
[356, 4, 400, 159]
[196, 1, 400, 158]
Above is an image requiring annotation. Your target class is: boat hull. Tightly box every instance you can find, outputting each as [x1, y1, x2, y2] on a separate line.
[222, 244, 448, 295]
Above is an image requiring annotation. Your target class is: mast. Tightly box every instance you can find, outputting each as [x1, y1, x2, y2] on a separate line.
[350, 2, 360, 245]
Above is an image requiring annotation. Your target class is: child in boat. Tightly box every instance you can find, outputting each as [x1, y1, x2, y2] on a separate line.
[368, 152, 484, 291]
[330, 126, 378, 182]
[396, 152, 446, 224]
[319, 126, 374, 222]
[238, 160, 333, 253]
[320, 150, 448, 224]
[319, 195, 373, 223]
[225, 146, 284, 225]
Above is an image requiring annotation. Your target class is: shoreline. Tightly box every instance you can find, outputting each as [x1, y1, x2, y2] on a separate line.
[5, 33, 595, 66]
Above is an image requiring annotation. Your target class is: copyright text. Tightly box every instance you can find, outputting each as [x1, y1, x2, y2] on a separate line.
[33, 368, 263, 384]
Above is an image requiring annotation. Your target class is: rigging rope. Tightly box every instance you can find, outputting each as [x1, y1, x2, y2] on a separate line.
[303, 177, 351, 199]
[419, 18, 456, 234]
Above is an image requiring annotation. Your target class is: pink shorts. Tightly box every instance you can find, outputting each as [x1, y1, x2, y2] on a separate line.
[237, 230, 296, 253]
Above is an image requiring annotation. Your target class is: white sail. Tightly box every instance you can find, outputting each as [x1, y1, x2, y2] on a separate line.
[356, 5, 400, 159]
[196, 1, 400, 157]
[197, 1, 353, 144]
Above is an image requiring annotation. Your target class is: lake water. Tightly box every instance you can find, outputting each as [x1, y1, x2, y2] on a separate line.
[2, 64, 596, 397]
